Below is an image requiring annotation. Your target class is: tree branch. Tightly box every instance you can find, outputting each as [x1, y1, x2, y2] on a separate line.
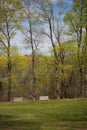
[0, 39, 7, 49]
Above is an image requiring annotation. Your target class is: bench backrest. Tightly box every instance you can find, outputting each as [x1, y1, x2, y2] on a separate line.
[13, 97, 23, 102]
[39, 96, 49, 101]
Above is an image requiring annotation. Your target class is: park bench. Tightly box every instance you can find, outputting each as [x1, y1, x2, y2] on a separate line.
[39, 96, 49, 101]
[13, 97, 23, 102]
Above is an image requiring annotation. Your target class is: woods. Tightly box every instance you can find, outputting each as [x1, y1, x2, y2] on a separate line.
[0, 0, 87, 101]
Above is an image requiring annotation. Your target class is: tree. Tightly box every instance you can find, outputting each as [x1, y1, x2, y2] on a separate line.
[22, 0, 43, 93]
[82, 0, 87, 97]
[64, 0, 87, 97]
[0, 0, 22, 101]
[37, 0, 68, 98]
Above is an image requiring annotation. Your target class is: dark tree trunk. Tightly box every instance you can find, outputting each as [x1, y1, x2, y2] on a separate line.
[78, 25, 84, 97]
[49, 19, 61, 99]
[29, 21, 36, 92]
[6, 21, 12, 101]
[84, 28, 87, 97]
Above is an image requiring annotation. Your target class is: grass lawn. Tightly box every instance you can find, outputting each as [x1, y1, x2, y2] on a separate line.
[0, 99, 87, 130]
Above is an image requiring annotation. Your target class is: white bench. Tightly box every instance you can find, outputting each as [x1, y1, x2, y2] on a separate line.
[39, 96, 49, 101]
[13, 97, 23, 102]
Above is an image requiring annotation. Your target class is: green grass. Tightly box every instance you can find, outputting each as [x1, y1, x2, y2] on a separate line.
[0, 99, 87, 130]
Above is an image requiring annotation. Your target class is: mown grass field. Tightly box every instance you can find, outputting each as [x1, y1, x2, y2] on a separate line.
[0, 99, 87, 130]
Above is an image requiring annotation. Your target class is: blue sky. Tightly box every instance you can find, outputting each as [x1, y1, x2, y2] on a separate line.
[12, 0, 72, 55]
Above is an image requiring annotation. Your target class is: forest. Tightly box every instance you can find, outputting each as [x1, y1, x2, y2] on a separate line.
[0, 0, 87, 101]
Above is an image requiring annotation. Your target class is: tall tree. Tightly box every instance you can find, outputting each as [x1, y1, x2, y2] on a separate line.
[0, 0, 22, 101]
[37, 0, 68, 98]
[64, 0, 87, 97]
[83, 0, 87, 97]
[22, 0, 42, 93]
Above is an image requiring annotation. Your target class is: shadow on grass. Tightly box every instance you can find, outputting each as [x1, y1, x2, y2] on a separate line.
[0, 114, 41, 130]
[45, 112, 87, 122]
[0, 112, 87, 130]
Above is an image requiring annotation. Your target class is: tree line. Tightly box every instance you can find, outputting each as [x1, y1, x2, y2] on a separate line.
[0, 0, 87, 101]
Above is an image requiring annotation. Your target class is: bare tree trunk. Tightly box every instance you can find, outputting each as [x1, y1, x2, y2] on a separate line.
[6, 21, 12, 101]
[29, 21, 36, 92]
[55, 67, 61, 99]
[79, 68, 84, 97]
[84, 28, 87, 97]
[49, 19, 61, 99]
[77, 25, 84, 97]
